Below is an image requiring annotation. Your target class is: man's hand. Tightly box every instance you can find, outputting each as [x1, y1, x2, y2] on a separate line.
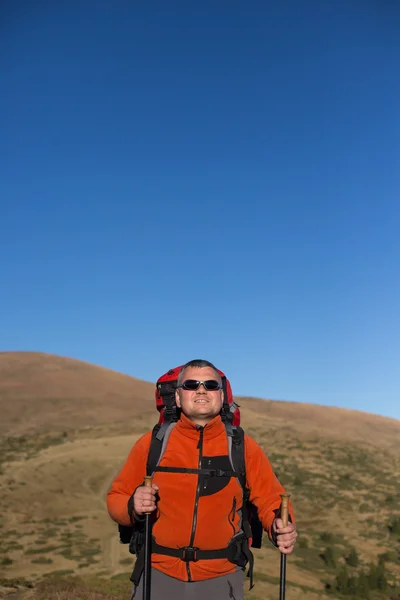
[272, 518, 297, 554]
[133, 483, 159, 515]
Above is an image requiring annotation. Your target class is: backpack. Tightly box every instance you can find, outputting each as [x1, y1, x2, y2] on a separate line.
[119, 365, 263, 588]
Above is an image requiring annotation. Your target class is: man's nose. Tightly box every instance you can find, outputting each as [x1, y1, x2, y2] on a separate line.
[197, 383, 207, 391]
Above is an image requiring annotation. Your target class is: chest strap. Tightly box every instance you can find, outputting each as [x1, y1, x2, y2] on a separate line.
[154, 466, 241, 477]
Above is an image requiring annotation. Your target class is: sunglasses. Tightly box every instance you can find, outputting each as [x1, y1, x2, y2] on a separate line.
[178, 379, 222, 391]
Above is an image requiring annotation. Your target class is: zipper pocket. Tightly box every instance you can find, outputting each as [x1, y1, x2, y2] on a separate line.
[228, 496, 237, 535]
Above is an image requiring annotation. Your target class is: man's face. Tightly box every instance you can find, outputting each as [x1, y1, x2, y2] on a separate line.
[175, 366, 224, 426]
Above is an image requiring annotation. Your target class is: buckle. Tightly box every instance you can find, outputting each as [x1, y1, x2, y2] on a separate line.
[209, 469, 228, 478]
[181, 546, 199, 562]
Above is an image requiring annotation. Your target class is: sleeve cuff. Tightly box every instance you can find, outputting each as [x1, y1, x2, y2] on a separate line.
[127, 489, 146, 523]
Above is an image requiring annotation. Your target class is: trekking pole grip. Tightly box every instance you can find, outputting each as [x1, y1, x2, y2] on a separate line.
[143, 475, 153, 600]
[279, 493, 290, 600]
[143, 476, 153, 514]
[280, 493, 290, 528]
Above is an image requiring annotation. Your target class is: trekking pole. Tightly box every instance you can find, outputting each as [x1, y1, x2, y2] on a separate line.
[279, 494, 290, 600]
[143, 476, 153, 600]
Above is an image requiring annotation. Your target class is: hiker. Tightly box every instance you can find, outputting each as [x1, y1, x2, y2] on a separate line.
[107, 359, 297, 600]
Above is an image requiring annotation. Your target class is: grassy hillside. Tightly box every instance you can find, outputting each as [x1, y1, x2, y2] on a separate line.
[0, 352, 155, 436]
[0, 352, 399, 600]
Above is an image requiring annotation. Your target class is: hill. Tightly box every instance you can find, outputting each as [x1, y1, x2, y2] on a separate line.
[1, 352, 398, 449]
[0, 352, 154, 435]
[0, 351, 399, 600]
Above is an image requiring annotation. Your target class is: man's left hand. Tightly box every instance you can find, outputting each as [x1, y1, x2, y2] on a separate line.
[272, 518, 297, 554]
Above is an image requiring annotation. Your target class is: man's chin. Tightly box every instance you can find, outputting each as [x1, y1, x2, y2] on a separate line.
[192, 408, 217, 418]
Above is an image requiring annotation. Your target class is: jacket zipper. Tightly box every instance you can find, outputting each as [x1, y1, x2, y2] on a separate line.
[187, 425, 204, 581]
[229, 496, 237, 536]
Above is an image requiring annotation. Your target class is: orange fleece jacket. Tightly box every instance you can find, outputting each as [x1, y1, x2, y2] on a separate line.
[107, 413, 294, 581]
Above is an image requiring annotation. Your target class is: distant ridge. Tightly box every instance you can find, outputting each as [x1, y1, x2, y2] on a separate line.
[0, 352, 399, 451]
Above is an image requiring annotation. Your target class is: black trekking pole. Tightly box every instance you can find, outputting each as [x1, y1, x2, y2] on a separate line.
[279, 493, 290, 600]
[143, 475, 153, 600]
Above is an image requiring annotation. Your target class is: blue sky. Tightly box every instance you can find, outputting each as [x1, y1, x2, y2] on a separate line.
[1, 0, 399, 420]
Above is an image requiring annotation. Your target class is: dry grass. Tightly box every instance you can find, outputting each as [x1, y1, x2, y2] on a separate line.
[0, 352, 155, 436]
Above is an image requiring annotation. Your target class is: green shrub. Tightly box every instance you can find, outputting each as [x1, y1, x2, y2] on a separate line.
[328, 560, 390, 597]
[385, 494, 396, 506]
[379, 550, 398, 564]
[320, 546, 336, 567]
[367, 560, 388, 592]
[345, 547, 359, 567]
[388, 517, 400, 536]
[320, 532, 334, 544]
[31, 557, 53, 564]
[25, 545, 59, 554]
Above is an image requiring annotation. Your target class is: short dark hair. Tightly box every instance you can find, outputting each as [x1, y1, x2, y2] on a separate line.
[177, 359, 222, 387]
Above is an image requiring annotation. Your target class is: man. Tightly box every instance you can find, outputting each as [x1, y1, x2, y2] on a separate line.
[107, 359, 297, 600]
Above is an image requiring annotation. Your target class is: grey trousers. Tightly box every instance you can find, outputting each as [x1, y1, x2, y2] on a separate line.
[131, 567, 244, 600]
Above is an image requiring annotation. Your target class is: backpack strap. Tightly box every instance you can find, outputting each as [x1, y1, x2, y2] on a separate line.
[147, 422, 177, 476]
[229, 426, 246, 490]
[146, 375, 181, 474]
[156, 380, 180, 422]
[132, 421, 258, 590]
[227, 425, 258, 589]
[131, 533, 252, 587]
[228, 427, 252, 538]
[220, 375, 234, 437]
[146, 432, 256, 594]
[228, 425, 263, 546]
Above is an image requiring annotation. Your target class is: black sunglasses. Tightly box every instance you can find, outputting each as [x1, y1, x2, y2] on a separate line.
[178, 379, 222, 391]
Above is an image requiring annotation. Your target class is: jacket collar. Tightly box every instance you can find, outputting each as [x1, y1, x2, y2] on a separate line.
[175, 412, 226, 440]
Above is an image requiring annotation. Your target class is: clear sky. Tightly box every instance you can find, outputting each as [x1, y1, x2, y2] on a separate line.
[1, 1, 399, 420]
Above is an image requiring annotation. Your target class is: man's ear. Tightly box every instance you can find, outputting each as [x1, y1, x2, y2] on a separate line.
[175, 388, 181, 408]
[220, 388, 224, 405]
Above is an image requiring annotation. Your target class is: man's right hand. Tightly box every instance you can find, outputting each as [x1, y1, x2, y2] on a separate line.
[133, 483, 159, 515]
